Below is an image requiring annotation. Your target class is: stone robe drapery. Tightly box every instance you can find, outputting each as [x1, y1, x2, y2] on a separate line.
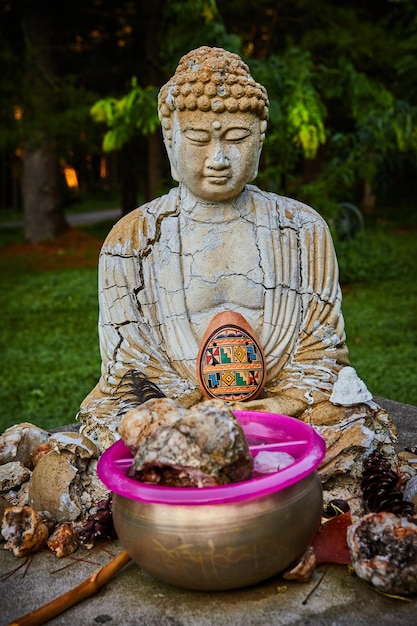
[80, 184, 350, 431]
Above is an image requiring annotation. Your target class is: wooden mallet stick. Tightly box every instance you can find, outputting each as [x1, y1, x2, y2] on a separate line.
[9, 549, 131, 626]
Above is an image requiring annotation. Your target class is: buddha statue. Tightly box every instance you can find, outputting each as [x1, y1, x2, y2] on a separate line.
[79, 46, 403, 510]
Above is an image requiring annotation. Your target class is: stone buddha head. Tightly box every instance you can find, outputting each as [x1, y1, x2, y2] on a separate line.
[158, 47, 269, 202]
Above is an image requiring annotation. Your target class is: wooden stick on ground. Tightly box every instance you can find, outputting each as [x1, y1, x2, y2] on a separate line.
[9, 550, 132, 626]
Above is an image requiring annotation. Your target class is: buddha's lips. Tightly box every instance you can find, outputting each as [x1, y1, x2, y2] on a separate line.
[204, 173, 231, 183]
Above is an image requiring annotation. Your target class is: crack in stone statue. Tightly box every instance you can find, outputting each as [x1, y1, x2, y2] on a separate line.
[76, 46, 412, 514]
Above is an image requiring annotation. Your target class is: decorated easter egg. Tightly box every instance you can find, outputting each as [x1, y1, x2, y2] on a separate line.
[197, 311, 266, 402]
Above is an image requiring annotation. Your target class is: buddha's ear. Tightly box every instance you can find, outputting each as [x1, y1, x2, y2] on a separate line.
[164, 141, 180, 182]
[259, 119, 267, 146]
[161, 126, 181, 182]
[162, 112, 181, 183]
[250, 119, 267, 181]
[250, 154, 261, 181]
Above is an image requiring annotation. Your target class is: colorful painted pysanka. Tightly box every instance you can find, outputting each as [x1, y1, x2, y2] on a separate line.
[197, 311, 266, 402]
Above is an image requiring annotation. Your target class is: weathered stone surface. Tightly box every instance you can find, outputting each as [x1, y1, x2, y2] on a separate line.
[28, 450, 81, 521]
[0, 494, 8, 529]
[347, 512, 417, 595]
[48, 431, 98, 458]
[0, 422, 49, 468]
[0, 461, 31, 493]
[47, 522, 80, 558]
[28, 450, 109, 523]
[1, 505, 48, 557]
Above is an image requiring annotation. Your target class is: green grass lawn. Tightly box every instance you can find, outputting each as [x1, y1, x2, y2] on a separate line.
[0, 268, 100, 431]
[336, 227, 417, 406]
[342, 273, 417, 405]
[0, 210, 416, 434]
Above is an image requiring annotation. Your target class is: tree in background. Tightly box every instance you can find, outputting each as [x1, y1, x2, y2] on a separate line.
[90, 0, 240, 214]
[91, 0, 417, 222]
[217, 0, 417, 216]
[20, 4, 70, 241]
[0, 1, 105, 240]
[0, 0, 416, 241]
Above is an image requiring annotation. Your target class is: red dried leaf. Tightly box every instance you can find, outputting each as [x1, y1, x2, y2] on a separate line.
[311, 511, 353, 565]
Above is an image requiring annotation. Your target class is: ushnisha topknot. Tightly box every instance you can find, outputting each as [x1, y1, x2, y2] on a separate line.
[158, 46, 269, 146]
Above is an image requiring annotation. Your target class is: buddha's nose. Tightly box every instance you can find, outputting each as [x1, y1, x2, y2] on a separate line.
[208, 142, 229, 169]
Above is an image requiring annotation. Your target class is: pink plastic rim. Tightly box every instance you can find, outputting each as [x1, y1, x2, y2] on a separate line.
[97, 411, 326, 505]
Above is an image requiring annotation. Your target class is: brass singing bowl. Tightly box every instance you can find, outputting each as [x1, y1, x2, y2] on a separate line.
[98, 411, 325, 591]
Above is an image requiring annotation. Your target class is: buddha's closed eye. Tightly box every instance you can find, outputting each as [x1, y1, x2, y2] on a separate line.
[224, 128, 251, 142]
[184, 128, 211, 143]
[184, 127, 252, 144]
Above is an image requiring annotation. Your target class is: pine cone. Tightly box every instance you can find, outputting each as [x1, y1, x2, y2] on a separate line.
[115, 371, 167, 417]
[77, 496, 116, 545]
[361, 449, 414, 517]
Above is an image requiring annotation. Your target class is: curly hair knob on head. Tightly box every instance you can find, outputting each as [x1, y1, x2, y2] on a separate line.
[158, 46, 269, 139]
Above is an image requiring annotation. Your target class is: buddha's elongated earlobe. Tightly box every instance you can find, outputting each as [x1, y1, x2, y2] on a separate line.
[165, 141, 180, 182]
[250, 119, 267, 180]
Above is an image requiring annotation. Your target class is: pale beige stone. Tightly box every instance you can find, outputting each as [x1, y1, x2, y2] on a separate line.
[0, 461, 31, 493]
[28, 450, 109, 523]
[28, 450, 81, 522]
[0, 422, 49, 468]
[329, 366, 375, 407]
[48, 431, 98, 458]
[6, 481, 30, 508]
